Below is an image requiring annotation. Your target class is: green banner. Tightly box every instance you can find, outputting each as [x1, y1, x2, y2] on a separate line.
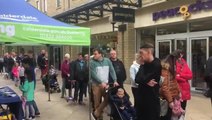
[0, 22, 90, 46]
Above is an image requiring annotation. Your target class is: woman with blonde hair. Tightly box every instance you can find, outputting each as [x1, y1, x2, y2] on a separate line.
[130, 53, 142, 110]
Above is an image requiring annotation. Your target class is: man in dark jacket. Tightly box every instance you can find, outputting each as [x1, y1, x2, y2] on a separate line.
[84, 54, 89, 97]
[205, 56, 212, 105]
[71, 53, 87, 105]
[7, 53, 15, 80]
[135, 44, 162, 120]
[3, 53, 9, 76]
[109, 50, 126, 88]
[37, 50, 46, 78]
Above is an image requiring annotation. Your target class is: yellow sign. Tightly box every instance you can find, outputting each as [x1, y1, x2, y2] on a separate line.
[179, 5, 191, 20]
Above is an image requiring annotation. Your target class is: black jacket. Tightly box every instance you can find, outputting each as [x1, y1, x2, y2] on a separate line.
[205, 57, 212, 98]
[7, 57, 15, 71]
[22, 55, 36, 68]
[109, 59, 126, 84]
[111, 95, 131, 108]
[135, 58, 162, 120]
[3, 57, 8, 67]
[37, 54, 46, 69]
[70, 59, 87, 82]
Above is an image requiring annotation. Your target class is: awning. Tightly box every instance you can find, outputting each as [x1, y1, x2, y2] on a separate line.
[53, 0, 141, 24]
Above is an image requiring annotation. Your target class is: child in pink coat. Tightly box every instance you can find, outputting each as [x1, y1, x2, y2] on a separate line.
[12, 62, 19, 86]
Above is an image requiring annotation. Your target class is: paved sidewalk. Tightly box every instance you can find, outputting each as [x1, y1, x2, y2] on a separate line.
[0, 73, 211, 120]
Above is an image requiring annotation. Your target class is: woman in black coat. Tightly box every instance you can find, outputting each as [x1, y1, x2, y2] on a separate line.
[205, 56, 212, 105]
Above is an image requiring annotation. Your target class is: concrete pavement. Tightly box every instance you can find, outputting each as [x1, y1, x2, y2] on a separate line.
[0, 73, 211, 120]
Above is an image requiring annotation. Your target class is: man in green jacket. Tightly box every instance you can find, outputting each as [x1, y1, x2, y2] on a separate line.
[90, 48, 119, 120]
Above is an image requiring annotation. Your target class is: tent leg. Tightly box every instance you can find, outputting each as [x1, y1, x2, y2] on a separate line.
[47, 44, 51, 102]
[88, 46, 92, 120]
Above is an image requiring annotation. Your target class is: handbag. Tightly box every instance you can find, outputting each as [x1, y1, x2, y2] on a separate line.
[179, 114, 185, 120]
[65, 78, 72, 89]
[160, 98, 169, 116]
[160, 76, 169, 116]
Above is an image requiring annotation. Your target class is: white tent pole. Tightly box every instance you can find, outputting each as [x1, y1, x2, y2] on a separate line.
[47, 44, 51, 102]
[88, 46, 92, 120]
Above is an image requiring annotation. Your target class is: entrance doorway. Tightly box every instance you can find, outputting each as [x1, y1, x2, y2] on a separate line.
[190, 38, 208, 90]
[175, 39, 187, 60]
[49, 46, 62, 70]
[156, 37, 209, 90]
[157, 40, 172, 59]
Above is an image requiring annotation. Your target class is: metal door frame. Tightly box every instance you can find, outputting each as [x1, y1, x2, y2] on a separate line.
[189, 37, 209, 90]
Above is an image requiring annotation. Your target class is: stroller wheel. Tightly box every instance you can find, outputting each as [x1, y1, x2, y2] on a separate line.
[57, 89, 61, 93]
[50, 89, 53, 93]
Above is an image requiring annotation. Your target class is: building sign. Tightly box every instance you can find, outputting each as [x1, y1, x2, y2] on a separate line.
[153, 0, 212, 21]
[113, 7, 135, 23]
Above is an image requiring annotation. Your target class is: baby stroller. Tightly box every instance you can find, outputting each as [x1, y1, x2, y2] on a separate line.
[42, 65, 61, 93]
[49, 74, 61, 93]
[108, 86, 136, 120]
[49, 65, 61, 93]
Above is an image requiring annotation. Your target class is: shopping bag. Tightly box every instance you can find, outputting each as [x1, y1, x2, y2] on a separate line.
[160, 99, 169, 116]
[179, 114, 185, 120]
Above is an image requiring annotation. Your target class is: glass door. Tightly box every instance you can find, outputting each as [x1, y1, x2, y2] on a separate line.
[175, 39, 187, 60]
[53, 47, 61, 70]
[157, 40, 172, 59]
[190, 38, 208, 90]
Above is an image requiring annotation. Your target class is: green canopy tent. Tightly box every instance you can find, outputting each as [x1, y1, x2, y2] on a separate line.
[0, 0, 90, 102]
[0, 0, 90, 45]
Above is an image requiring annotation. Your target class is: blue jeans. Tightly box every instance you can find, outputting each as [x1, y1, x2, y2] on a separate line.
[25, 101, 35, 119]
[29, 100, 40, 115]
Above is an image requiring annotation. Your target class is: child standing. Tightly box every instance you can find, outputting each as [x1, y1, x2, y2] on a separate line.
[19, 63, 25, 85]
[171, 98, 185, 120]
[19, 68, 35, 120]
[12, 62, 19, 86]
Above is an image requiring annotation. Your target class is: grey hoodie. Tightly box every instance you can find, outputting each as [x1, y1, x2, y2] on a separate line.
[90, 57, 117, 85]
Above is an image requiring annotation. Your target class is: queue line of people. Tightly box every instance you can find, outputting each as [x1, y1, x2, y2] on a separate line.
[2, 44, 212, 120]
[90, 44, 194, 120]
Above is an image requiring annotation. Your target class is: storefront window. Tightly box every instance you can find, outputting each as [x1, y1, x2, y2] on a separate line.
[91, 32, 117, 57]
[190, 20, 212, 32]
[140, 29, 155, 48]
[157, 23, 187, 35]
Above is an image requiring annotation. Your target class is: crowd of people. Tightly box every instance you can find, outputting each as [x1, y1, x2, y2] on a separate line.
[0, 51, 40, 120]
[89, 44, 210, 120]
[0, 43, 212, 120]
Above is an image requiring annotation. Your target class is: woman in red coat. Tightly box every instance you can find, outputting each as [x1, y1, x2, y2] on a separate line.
[172, 50, 193, 110]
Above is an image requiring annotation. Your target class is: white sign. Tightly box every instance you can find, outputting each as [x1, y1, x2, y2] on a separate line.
[0, 14, 39, 22]
[0, 24, 15, 37]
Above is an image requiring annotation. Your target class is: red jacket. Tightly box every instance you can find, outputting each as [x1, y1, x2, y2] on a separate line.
[175, 58, 193, 100]
[12, 66, 19, 78]
[61, 60, 70, 78]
